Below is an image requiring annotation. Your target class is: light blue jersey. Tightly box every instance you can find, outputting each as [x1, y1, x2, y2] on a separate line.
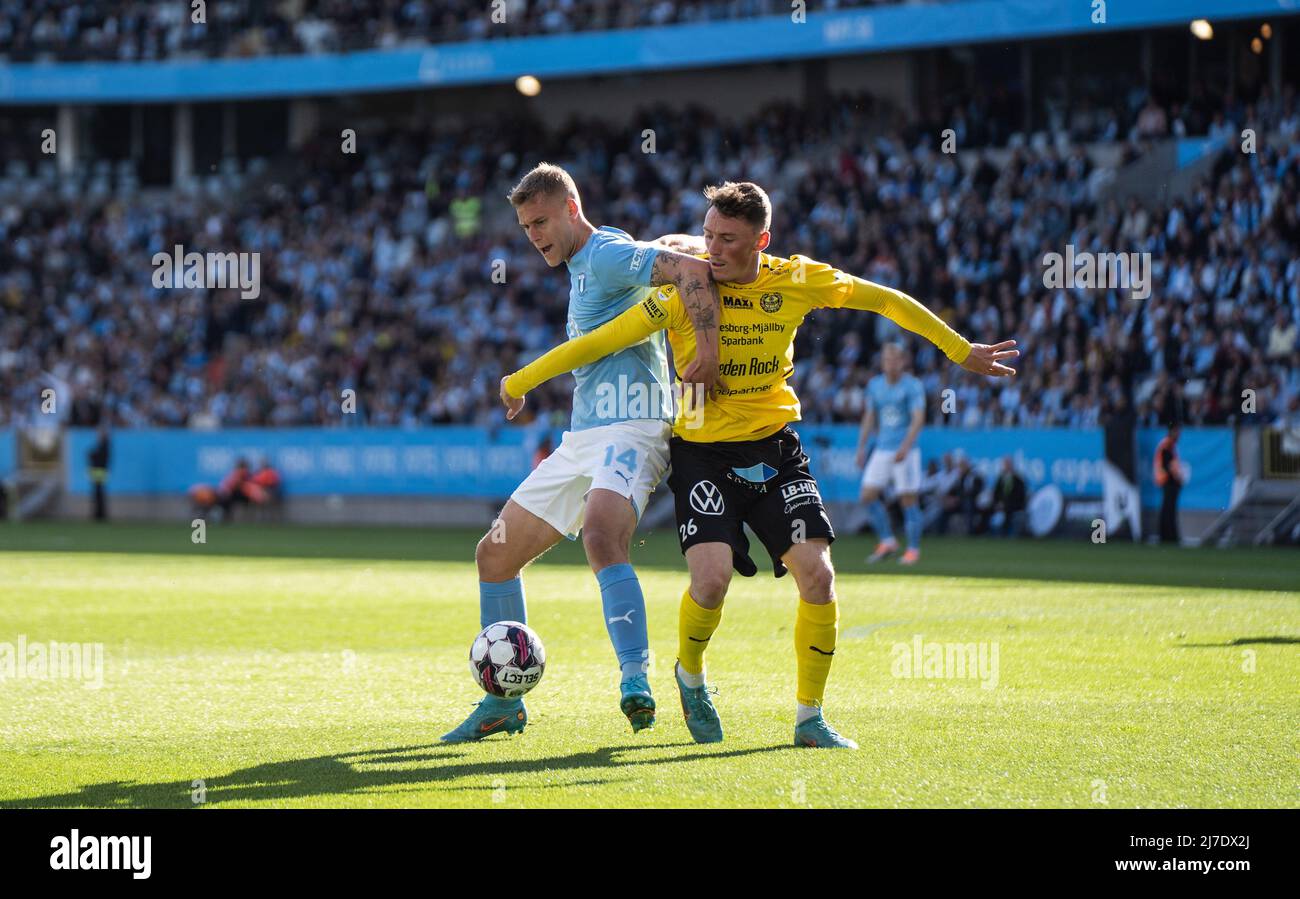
[867, 373, 925, 451]
[565, 226, 672, 430]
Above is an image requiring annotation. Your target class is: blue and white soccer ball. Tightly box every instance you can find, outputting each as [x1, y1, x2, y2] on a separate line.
[469, 621, 546, 699]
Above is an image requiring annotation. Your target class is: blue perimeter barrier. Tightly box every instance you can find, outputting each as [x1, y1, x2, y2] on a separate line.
[0, 430, 13, 482]
[0, 0, 1291, 103]
[19, 425, 1234, 513]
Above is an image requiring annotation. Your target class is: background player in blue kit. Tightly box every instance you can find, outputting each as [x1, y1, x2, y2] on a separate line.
[856, 342, 928, 565]
[442, 163, 723, 742]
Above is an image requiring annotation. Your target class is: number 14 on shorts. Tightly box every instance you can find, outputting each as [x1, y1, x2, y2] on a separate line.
[603, 445, 638, 472]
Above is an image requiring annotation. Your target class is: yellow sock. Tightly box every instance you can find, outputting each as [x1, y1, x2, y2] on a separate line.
[677, 589, 722, 676]
[795, 598, 838, 707]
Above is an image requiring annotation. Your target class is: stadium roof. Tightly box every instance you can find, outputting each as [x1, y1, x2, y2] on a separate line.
[0, 0, 1291, 104]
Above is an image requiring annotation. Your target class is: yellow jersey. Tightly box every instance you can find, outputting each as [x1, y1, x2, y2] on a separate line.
[506, 253, 972, 443]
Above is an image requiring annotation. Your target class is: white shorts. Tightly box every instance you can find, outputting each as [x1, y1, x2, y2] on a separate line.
[511, 419, 671, 540]
[860, 447, 922, 495]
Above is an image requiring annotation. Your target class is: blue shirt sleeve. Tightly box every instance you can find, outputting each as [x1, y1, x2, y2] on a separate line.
[588, 235, 660, 290]
[908, 378, 926, 415]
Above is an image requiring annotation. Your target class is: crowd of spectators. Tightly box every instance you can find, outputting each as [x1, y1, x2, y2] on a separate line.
[0, 0, 910, 61]
[1, 83, 1298, 433]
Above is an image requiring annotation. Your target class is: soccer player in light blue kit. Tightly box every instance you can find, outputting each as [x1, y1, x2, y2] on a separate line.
[856, 342, 928, 565]
[441, 163, 721, 742]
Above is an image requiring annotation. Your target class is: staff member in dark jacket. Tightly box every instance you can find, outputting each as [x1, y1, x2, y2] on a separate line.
[1153, 423, 1185, 544]
[88, 425, 111, 522]
[992, 456, 1028, 537]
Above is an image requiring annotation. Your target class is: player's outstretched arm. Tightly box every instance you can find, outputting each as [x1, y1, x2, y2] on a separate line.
[843, 277, 1019, 377]
[499, 301, 660, 421]
[649, 250, 721, 393]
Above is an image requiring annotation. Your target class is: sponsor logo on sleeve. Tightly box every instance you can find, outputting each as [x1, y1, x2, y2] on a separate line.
[643, 292, 666, 320]
[781, 478, 823, 514]
[630, 246, 650, 273]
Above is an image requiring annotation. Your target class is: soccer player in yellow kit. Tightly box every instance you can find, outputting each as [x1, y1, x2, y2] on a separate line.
[500, 182, 1018, 748]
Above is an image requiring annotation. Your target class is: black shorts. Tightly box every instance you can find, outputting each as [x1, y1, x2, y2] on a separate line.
[666, 426, 835, 578]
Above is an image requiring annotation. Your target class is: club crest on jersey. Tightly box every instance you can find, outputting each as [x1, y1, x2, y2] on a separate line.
[577, 273, 586, 294]
[689, 480, 725, 516]
[760, 292, 783, 313]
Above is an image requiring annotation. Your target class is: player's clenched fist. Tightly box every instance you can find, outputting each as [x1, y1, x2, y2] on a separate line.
[500, 376, 526, 420]
[680, 351, 720, 398]
[960, 339, 1019, 377]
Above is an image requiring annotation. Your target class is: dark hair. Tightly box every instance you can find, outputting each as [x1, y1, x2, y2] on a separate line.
[703, 181, 772, 231]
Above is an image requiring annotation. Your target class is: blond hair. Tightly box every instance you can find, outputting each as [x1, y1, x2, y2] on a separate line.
[507, 162, 579, 207]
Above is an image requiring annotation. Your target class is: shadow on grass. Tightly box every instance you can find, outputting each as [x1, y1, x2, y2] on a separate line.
[0, 741, 790, 809]
[3, 522, 1299, 592]
[1177, 635, 1300, 647]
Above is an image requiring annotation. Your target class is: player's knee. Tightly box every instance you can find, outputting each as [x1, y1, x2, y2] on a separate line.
[475, 533, 517, 582]
[582, 527, 628, 571]
[690, 568, 731, 608]
[805, 569, 835, 603]
[791, 557, 835, 603]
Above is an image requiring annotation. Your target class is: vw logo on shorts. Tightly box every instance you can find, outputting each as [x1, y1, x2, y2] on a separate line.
[689, 480, 725, 516]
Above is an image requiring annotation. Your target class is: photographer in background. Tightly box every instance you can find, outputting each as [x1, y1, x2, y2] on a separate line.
[87, 425, 111, 522]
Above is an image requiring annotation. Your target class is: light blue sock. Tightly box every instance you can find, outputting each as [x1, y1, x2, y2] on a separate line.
[479, 577, 527, 629]
[596, 563, 650, 680]
[866, 501, 895, 541]
[903, 504, 923, 551]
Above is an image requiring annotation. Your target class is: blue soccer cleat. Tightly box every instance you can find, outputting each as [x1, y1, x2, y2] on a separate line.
[620, 673, 656, 732]
[793, 712, 858, 749]
[674, 662, 723, 744]
[440, 695, 527, 743]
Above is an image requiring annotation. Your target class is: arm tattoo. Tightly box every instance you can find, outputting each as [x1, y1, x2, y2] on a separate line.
[653, 252, 719, 343]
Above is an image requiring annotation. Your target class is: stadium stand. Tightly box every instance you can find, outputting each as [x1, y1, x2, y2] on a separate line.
[0, 0, 913, 61]
[2, 81, 1297, 433]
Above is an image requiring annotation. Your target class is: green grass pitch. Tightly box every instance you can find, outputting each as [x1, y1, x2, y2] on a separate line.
[0, 521, 1296, 808]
